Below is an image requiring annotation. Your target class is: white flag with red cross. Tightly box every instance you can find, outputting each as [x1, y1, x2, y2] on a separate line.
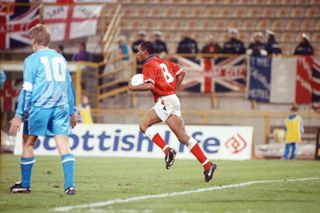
[43, 4, 103, 41]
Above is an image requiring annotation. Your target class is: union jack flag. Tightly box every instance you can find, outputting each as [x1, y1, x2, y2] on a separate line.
[172, 55, 246, 93]
[0, 4, 40, 49]
[312, 58, 320, 111]
[0, 1, 14, 15]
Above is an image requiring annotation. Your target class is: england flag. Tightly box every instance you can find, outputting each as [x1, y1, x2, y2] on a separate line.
[43, 4, 103, 41]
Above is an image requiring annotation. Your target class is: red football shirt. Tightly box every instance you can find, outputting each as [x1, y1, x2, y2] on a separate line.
[142, 56, 184, 102]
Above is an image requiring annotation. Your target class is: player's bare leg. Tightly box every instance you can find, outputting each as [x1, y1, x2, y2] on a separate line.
[55, 135, 75, 195]
[140, 109, 176, 169]
[10, 135, 37, 193]
[55, 135, 71, 155]
[165, 115, 189, 145]
[22, 135, 38, 157]
[166, 115, 217, 182]
[139, 108, 162, 133]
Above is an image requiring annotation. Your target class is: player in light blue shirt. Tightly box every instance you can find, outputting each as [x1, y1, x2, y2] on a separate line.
[9, 24, 78, 195]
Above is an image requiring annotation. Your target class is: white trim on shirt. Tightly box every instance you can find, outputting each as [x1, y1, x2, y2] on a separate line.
[23, 82, 33, 91]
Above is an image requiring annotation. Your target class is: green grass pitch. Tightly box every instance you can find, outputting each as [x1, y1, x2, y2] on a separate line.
[1, 154, 320, 213]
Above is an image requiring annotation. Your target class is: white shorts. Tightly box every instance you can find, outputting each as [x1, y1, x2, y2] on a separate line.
[153, 94, 181, 121]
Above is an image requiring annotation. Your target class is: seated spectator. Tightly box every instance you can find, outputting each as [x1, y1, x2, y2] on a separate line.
[294, 33, 314, 55]
[201, 35, 221, 58]
[247, 32, 267, 56]
[153, 31, 168, 54]
[132, 31, 146, 54]
[265, 29, 282, 55]
[72, 42, 92, 62]
[56, 44, 67, 59]
[221, 28, 246, 55]
[132, 31, 146, 73]
[176, 33, 199, 63]
[115, 35, 130, 61]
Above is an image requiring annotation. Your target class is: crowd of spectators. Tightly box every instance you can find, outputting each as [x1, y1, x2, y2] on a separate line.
[129, 29, 315, 61]
[54, 29, 315, 64]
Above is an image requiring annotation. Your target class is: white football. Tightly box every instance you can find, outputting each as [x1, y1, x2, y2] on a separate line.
[131, 74, 144, 86]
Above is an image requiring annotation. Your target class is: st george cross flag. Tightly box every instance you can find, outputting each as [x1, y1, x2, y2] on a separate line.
[0, 5, 40, 49]
[247, 56, 313, 104]
[43, 4, 103, 41]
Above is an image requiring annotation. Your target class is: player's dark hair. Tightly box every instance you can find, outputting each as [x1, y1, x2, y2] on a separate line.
[140, 41, 155, 55]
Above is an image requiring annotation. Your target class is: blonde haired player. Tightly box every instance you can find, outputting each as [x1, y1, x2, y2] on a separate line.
[129, 41, 217, 182]
[9, 24, 78, 194]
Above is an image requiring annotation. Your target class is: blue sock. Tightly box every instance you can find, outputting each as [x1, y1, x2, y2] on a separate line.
[61, 153, 75, 190]
[20, 157, 35, 188]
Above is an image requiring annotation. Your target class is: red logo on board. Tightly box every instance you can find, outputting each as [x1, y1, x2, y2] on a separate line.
[225, 133, 247, 154]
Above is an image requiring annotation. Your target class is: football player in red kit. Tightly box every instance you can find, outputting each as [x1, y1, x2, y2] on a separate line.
[128, 41, 217, 182]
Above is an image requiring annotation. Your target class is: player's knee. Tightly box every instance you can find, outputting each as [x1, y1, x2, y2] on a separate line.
[22, 143, 34, 157]
[23, 143, 33, 150]
[177, 134, 189, 144]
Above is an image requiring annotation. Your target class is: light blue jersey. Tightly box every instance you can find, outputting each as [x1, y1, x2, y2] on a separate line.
[16, 48, 76, 118]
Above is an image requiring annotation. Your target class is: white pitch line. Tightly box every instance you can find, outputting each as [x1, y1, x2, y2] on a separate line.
[52, 177, 320, 212]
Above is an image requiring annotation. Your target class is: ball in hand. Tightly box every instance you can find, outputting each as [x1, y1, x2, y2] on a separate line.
[131, 74, 144, 86]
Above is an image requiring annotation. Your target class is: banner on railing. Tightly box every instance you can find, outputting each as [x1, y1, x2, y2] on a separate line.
[14, 124, 253, 160]
[0, 5, 40, 49]
[312, 59, 320, 110]
[0, 1, 14, 15]
[247, 56, 317, 104]
[173, 55, 246, 93]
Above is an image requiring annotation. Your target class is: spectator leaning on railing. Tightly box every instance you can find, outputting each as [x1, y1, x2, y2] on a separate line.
[294, 33, 314, 55]
[247, 32, 267, 57]
[201, 35, 221, 58]
[221, 28, 246, 55]
[176, 32, 199, 63]
[153, 31, 168, 55]
[265, 29, 282, 55]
